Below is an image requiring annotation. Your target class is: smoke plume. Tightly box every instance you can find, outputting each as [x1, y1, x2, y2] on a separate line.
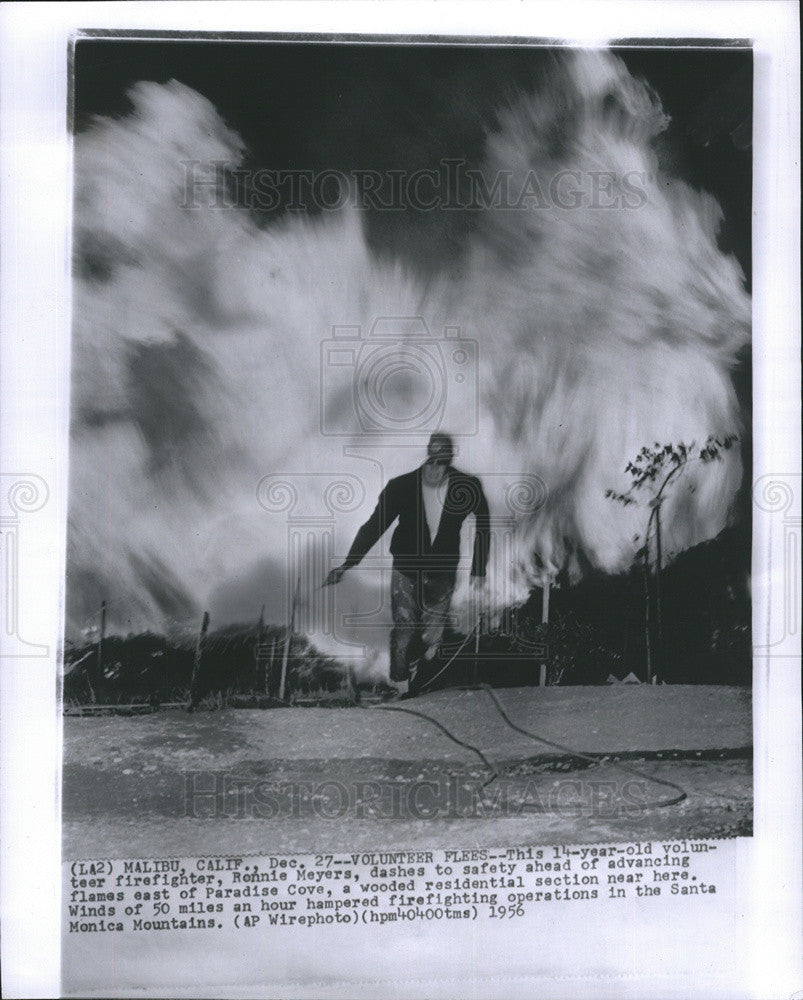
[68, 52, 750, 676]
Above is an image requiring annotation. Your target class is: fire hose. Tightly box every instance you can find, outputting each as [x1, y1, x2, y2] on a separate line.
[368, 622, 689, 811]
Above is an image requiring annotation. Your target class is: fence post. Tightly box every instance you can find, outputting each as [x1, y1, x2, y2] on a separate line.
[267, 639, 275, 695]
[653, 505, 663, 684]
[642, 552, 653, 684]
[278, 576, 300, 702]
[472, 612, 482, 686]
[187, 611, 210, 711]
[343, 663, 359, 705]
[90, 600, 107, 704]
[256, 605, 266, 691]
[539, 581, 550, 686]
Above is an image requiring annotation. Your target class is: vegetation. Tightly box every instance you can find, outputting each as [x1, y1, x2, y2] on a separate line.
[63, 625, 352, 707]
[606, 436, 739, 679]
[64, 520, 750, 708]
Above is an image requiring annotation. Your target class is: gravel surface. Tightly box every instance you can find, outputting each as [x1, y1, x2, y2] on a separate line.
[63, 685, 752, 858]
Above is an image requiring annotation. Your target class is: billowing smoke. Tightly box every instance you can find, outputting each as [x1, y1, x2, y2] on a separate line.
[68, 51, 750, 676]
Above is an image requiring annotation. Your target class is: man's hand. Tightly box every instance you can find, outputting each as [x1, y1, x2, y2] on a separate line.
[322, 565, 348, 588]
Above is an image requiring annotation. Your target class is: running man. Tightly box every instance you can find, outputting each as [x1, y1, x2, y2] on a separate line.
[323, 433, 490, 696]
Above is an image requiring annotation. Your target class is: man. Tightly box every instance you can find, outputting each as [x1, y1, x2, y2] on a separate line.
[323, 433, 490, 696]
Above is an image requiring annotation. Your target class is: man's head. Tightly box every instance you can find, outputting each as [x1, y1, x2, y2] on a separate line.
[422, 432, 454, 486]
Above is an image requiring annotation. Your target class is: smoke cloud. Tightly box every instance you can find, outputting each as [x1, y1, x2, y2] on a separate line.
[68, 52, 750, 676]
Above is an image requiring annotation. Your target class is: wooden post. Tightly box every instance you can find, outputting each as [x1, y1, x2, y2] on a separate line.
[279, 576, 300, 702]
[70, 647, 95, 705]
[539, 581, 550, 686]
[187, 611, 210, 711]
[342, 663, 359, 705]
[265, 636, 276, 694]
[472, 612, 482, 686]
[653, 505, 663, 684]
[257, 604, 266, 689]
[349, 664, 361, 705]
[642, 553, 653, 685]
[92, 600, 107, 703]
[267, 639, 276, 695]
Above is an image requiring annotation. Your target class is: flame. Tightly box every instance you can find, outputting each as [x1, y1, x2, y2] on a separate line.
[68, 54, 750, 673]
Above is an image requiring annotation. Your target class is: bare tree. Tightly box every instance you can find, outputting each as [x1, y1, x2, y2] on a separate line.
[607, 434, 738, 681]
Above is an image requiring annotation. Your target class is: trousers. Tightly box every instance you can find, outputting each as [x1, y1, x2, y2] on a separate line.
[389, 569, 455, 683]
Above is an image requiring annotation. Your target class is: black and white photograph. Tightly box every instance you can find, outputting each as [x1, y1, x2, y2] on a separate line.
[63, 36, 754, 861]
[0, 4, 800, 998]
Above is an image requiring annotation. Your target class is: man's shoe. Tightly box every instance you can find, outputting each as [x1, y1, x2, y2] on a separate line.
[382, 681, 408, 701]
[404, 675, 427, 700]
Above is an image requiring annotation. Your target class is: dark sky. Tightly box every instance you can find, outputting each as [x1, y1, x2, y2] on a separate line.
[72, 39, 752, 283]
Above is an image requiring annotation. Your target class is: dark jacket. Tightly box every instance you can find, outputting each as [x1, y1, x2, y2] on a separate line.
[343, 466, 490, 580]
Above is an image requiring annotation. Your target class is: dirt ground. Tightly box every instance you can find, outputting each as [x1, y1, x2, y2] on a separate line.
[63, 685, 752, 858]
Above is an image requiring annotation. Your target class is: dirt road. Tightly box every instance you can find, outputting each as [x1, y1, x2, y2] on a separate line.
[63, 685, 752, 858]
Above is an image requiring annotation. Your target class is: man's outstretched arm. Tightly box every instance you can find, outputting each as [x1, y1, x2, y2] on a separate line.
[322, 481, 398, 586]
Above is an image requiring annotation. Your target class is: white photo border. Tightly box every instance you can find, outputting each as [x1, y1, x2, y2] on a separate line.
[0, 2, 799, 997]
